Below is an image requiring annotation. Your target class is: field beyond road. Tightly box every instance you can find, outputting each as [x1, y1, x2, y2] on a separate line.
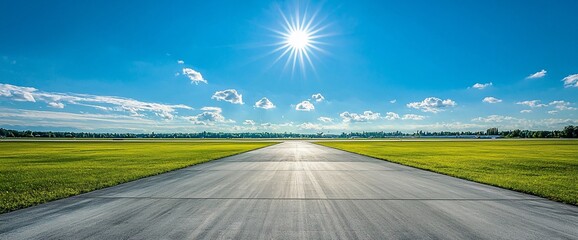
[317, 140, 578, 205]
[0, 141, 276, 213]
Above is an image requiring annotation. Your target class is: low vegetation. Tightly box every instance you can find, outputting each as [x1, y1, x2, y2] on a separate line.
[0, 141, 276, 213]
[317, 140, 578, 205]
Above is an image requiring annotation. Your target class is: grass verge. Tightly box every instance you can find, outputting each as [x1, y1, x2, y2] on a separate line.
[0, 141, 276, 213]
[316, 140, 578, 205]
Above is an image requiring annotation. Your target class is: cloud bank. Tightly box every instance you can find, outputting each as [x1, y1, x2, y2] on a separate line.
[384, 112, 400, 120]
[187, 107, 233, 125]
[402, 114, 425, 120]
[407, 97, 456, 113]
[516, 100, 547, 108]
[549, 101, 577, 111]
[318, 117, 333, 123]
[0, 83, 192, 120]
[340, 111, 380, 122]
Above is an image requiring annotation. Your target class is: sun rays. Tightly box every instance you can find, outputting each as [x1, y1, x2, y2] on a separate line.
[270, 4, 328, 75]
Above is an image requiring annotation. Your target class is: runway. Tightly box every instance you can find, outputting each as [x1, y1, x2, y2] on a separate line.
[1, 141, 576, 239]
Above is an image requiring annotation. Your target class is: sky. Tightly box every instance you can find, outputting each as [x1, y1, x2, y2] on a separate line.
[1, 0, 577, 133]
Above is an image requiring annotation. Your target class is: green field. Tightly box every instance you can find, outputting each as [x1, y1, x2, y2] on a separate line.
[317, 140, 578, 205]
[0, 141, 276, 213]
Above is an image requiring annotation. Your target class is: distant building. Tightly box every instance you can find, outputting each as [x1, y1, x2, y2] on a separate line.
[486, 127, 499, 135]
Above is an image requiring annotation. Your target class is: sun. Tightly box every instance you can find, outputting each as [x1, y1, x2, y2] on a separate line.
[287, 29, 311, 50]
[270, 4, 327, 74]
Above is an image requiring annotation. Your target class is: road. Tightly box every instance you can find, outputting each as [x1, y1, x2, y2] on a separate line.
[1, 141, 577, 239]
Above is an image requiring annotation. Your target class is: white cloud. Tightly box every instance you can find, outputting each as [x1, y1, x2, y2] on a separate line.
[471, 82, 492, 90]
[187, 112, 225, 125]
[295, 122, 348, 132]
[182, 68, 207, 84]
[562, 74, 578, 88]
[311, 93, 325, 102]
[0, 107, 209, 132]
[520, 110, 532, 113]
[0, 108, 152, 129]
[516, 100, 547, 108]
[295, 100, 315, 111]
[0, 83, 192, 120]
[243, 120, 256, 125]
[230, 125, 258, 132]
[469, 114, 578, 130]
[340, 111, 381, 122]
[155, 112, 174, 120]
[0, 83, 37, 102]
[548, 110, 558, 115]
[482, 97, 502, 104]
[254, 97, 275, 109]
[549, 101, 577, 111]
[318, 117, 333, 123]
[538, 118, 578, 126]
[48, 102, 64, 109]
[390, 122, 483, 131]
[472, 115, 515, 123]
[200, 106, 222, 113]
[390, 99, 397, 104]
[212, 89, 243, 104]
[259, 122, 295, 131]
[297, 122, 323, 130]
[187, 107, 233, 125]
[6, 106, 577, 133]
[177, 60, 184, 64]
[526, 69, 547, 79]
[402, 114, 425, 120]
[407, 97, 457, 113]
[384, 112, 400, 120]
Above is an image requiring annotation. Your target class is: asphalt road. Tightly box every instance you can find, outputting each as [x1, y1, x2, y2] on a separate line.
[1, 141, 577, 239]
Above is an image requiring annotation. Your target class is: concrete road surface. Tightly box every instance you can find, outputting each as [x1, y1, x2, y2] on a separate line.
[1, 141, 577, 239]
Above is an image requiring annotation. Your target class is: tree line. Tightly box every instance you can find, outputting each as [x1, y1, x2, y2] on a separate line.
[341, 126, 578, 138]
[1, 126, 577, 139]
[0, 129, 325, 139]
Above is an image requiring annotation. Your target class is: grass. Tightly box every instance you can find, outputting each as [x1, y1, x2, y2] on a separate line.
[316, 140, 578, 205]
[0, 141, 276, 213]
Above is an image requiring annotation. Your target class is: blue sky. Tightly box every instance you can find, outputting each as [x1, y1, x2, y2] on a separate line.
[1, 0, 577, 133]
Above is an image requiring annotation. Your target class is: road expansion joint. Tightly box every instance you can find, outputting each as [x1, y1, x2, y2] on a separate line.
[75, 196, 545, 201]
[181, 169, 420, 171]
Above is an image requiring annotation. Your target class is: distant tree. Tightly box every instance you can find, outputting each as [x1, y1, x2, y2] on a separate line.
[563, 125, 575, 138]
[509, 129, 521, 138]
